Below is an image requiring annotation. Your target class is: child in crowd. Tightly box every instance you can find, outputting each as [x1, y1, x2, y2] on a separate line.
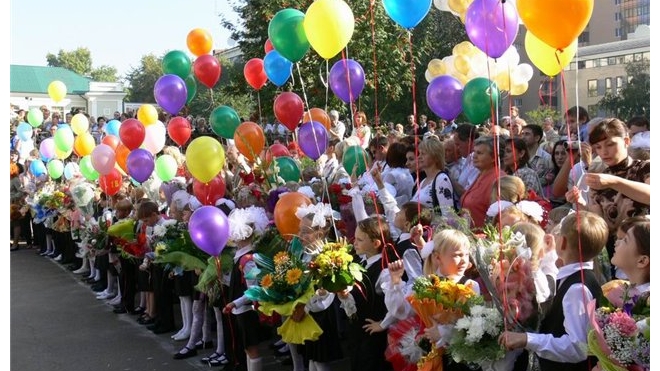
[610, 216, 650, 290]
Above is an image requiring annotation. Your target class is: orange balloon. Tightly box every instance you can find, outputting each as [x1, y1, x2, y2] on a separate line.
[102, 135, 120, 151]
[302, 108, 331, 130]
[234, 122, 266, 162]
[274, 192, 312, 240]
[187, 28, 213, 57]
[74, 133, 96, 157]
[517, 0, 593, 50]
[115, 143, 130, 173]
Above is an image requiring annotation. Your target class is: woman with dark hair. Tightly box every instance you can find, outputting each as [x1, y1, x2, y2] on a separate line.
[502, 137, 543, 197]
[544, 139, 578, 207]
[382, 142, 414, 206]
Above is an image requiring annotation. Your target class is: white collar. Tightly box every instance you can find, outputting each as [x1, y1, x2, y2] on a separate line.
[556, 261, 594, 282]
[635, 282, 650, 294]
[233, 245, 254, 263]
[364, 254, 382, 269]
[398, 233, 411, 242]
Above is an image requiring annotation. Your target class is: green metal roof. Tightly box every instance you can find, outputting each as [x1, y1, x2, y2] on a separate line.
[10, 65, 92, 94]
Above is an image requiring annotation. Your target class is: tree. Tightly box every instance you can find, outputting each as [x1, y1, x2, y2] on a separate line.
[524, 106, 561, 126]
[90, 65, 118, 82]
[46, 47, 119, 82]
[599, 59, 650, 120]
[124, 54, 162, 103]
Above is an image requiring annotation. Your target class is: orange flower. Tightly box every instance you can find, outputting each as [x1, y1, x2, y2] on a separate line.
[286, 268, 303, 285]
[261, 274, 273, 289]
[274, 251, 290, 266]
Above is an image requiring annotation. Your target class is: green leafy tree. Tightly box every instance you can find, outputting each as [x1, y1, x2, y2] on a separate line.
[598, 59, 650, 120]
[90, 65, 118, 82]
[124, 54, 162, 103]
[46, 47, 118, 82]
[523, 106, 561, 126]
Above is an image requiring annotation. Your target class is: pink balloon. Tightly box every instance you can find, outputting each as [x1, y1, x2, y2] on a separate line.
[142, 121, 167, 155]
[90, 144, 116, 175]
[39, 138, 56, 161]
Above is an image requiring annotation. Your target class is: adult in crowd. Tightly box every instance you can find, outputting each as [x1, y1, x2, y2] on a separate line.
[410, 138, 454, 211]
[562, 105, 590, 141]
[352, 111, 371, 149]
[452, 124, 481, 198]
[626, 115, 649, 137]
[502, 137, 544, 197]
[328, 110, 346, 141]
[521, 124, 553, 187]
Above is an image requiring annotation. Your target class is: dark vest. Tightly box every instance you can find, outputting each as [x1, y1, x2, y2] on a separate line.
[353, 259, 387, 323]
[537, 269, 602, 371]
[228, 251, 252, 302]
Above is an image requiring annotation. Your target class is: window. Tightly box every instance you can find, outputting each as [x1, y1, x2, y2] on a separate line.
[634, 53, 643, 61]
[608, 57, 617, 65]
[643, 52, 650, 60]
[614, 0, 621, 4]
[588, 80, 598, 97]
[600, 58, 608, 66]
[577, 61, 586, 69]
[617, 56, 626, 64]
[624, 54, 633, 63]
[615, 28, 621, 37]
[584, 60, 593, 68]
[513, 98, 523, 108]
[605, 78, 612, 94]
[616, 76, 624, 94]
[615, 12, 620, 21]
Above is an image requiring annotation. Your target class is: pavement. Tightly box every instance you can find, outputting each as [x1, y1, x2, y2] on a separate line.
[10, 245, 350, 371]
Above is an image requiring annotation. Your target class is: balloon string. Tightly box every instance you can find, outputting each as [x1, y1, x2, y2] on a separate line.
[406, 31, 422, 220]
[257, 90, 264, 143]
[340, 50, 356, 134]
[296, 62, 324, 165]
[214, 256, 239, 369]
[369, 0, 379, 121]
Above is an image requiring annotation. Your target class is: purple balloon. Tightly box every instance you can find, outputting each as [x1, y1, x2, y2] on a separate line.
[465, 0, 519, 59]
[329, 59, 365, 103]
[39, 137, 56, 161]
[188, 206, 230, 256]
[154, 74, 188, 115]
[298, 121, 328, 160]
[426, 75, 464, 121]
[126, 148, 154, 183]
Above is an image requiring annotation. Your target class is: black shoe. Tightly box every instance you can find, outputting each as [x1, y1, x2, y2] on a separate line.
[10, 247, 19, 252]
[279, 355, 293, 366]
[273, 346, 289, 357]
[173, 346, 197, 360]
[133, 306, 145, 315]
[269, 339, 284, 350]
[201, 352, 222, 363]
[91, 283, 106, 292]
[138, 317, 155, 325]
[67, 264, 80, 271]
[208, 354, 229, 367]
[195, 340, 214, 350]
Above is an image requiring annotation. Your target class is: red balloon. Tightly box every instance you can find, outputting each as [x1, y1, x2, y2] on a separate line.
[99, 168, 122, 196]
[102, 135, 120, 151]
[193, 175, 226, 206]
[167, 116, 192, 146]
[264, 39, 274, 54]
[244, 58, 268, 91]
[262, 143, 290, 166]
[274, 92, 304, 131]
[119, 118, 146, 150]
[194, 55, 222, 89]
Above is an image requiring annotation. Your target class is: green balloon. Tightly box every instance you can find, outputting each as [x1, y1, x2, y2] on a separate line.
[270, 156, 300, 183]
[80, 155, 99, 181]
[268, 8, 310, 63]
[53, 125, 74, 152]
[342, 145, 370, 178]
[162, 50, 192, 80]
[461, 77, 500, 124]
[155, 154, 178, 182]
[47, 159, 64, 179]
[209, 105, 240, 139]
[185, 74, 197, 104]
[27, 108, 43, 128]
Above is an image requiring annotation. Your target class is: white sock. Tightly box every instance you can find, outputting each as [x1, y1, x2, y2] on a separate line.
[139, 292, 146, 308]
[247, 357, 262, 371]
[184, 299, 204, 346]
[289, 343, 305, 371]
[93, 269, 101, 281]
[201, 304, 212, 342]
[213, 307, 225, 354]
[106, 272, 116, 293]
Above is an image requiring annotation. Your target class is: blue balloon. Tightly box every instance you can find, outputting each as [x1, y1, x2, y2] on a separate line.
[382, 0, 432, 29]
[105, 120, 121, 137]
[29, 160, 47, 177]
[264, 50, 293, 87]
[17, 122, 33, 141]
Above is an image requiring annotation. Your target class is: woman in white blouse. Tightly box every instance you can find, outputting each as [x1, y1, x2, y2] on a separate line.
[381, 142, 415, 207]
[410, 138, 455, 211]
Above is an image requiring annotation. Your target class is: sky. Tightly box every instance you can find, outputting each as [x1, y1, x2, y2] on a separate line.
[10, 0, 239, 77]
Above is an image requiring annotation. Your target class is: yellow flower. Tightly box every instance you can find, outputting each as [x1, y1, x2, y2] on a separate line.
[261, 274, 273, 289]
[274, 251, 290, 266]
[154, 242, 167, 256]
[286, 268, 303, 285]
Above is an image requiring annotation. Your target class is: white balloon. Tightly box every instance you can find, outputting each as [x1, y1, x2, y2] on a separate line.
[433, 0, 451, 12]
[141, 120, 167, 155]
[442, 56, 457, 75]
[516, 64, 534, 82]
[425, 69, 434, 83]
[63, 162, 80, 180]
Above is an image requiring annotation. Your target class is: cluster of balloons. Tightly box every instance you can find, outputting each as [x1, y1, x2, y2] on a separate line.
[426, 74, 501, 124]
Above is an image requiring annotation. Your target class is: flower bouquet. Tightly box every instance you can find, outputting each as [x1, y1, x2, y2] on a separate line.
[447, 304, 507, 368]
[384, 316, 432, 371]
[107, 218, 147, 260]
[306, 238, 365, 293]
[153, 220, 209, 271]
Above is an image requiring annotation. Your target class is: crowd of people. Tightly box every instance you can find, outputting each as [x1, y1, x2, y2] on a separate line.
[9, 103, 651, 371]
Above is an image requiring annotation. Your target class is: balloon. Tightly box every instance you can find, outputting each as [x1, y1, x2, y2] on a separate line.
[193, 55, 222, 89]
[185, 74, 197, 104]
[91, 144, 116, 175]
[465, 0, 519, 59]
[329, 59, 365, 103]
[304, 0, 355, 59]
[29, 160, 47, 177]
[48, 81, 67, 102]
[382, 0, 432, 29]
[264, 39, 274, 53]
[298, 121, 328, 160]
[426, 75, 464, 120]
[243, 58, 268, 90]
[155, 154, 178, 182]
[167, 116, 192, 146]
[70, 113, 89, 135]
[264, 50, 293, 87]
[74, 132, 96, 157]
[55, 146, 73, 160]
[142, 120, 167, 155]
[193, 175, 226, 206]
[162, 50, 192, 79]
[154, 74, 188, 116]
[303, 108, 331, 130]
[273, 192, 312, 239]
[99, 168, 123, 196]
[80, 155, 99, 181]
[525, 32, 577, 77]
[16, 122, 33, 141]
[517, 0, 593, 50]
[39, 138, 56, 161]
[127, 148, 155, 183]
[105, 120, 121, 137]
[53, 124, 74, 152]
[187, 28, 213, 57]
[102, 135, 120, 151]
[27, 108, 43, 128]
[63, 162, 80, 180]
[234, 122, 266, 162]
[209, 105, 240, 139]
[270, 156, 300, 183]
[461, 77, 500, 124]
[185, 136, 226, 183]
[509, 81, 529, 96]
[262, 143, 290, 166]
[137, 104, 159, 126]
[115, 143, 130, 174]
[47, 159, 64, 179]
[119, 118, 146, 150]
[189, 206, 230, 256]
[273, 92, 304, 131]
[342, 145, 370, 177]
[268, 8, 310, 63]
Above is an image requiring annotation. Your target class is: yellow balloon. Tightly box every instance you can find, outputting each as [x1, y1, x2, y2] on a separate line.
[510, 81, 529, 96]
[48, 81, 67, 103]
[185, 136, 225, 183]
[454, 55, 471, 75]
[304, 0, 354, 60]
[137, 104, 159, 126]
[453, 41, 473, 57]
[494, 72, 511, 91]
[524, 31, 577, 77]
[448, 0, 465, 13]
[428, 59, 446, 76]
[74, 132, 96, 157]
[55, 146, 73, 160]
[71, 113, 89, 135]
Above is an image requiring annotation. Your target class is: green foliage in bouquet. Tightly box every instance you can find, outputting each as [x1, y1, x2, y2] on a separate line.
[153, 222, 210, 271]
[307, 238, 365, 293]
